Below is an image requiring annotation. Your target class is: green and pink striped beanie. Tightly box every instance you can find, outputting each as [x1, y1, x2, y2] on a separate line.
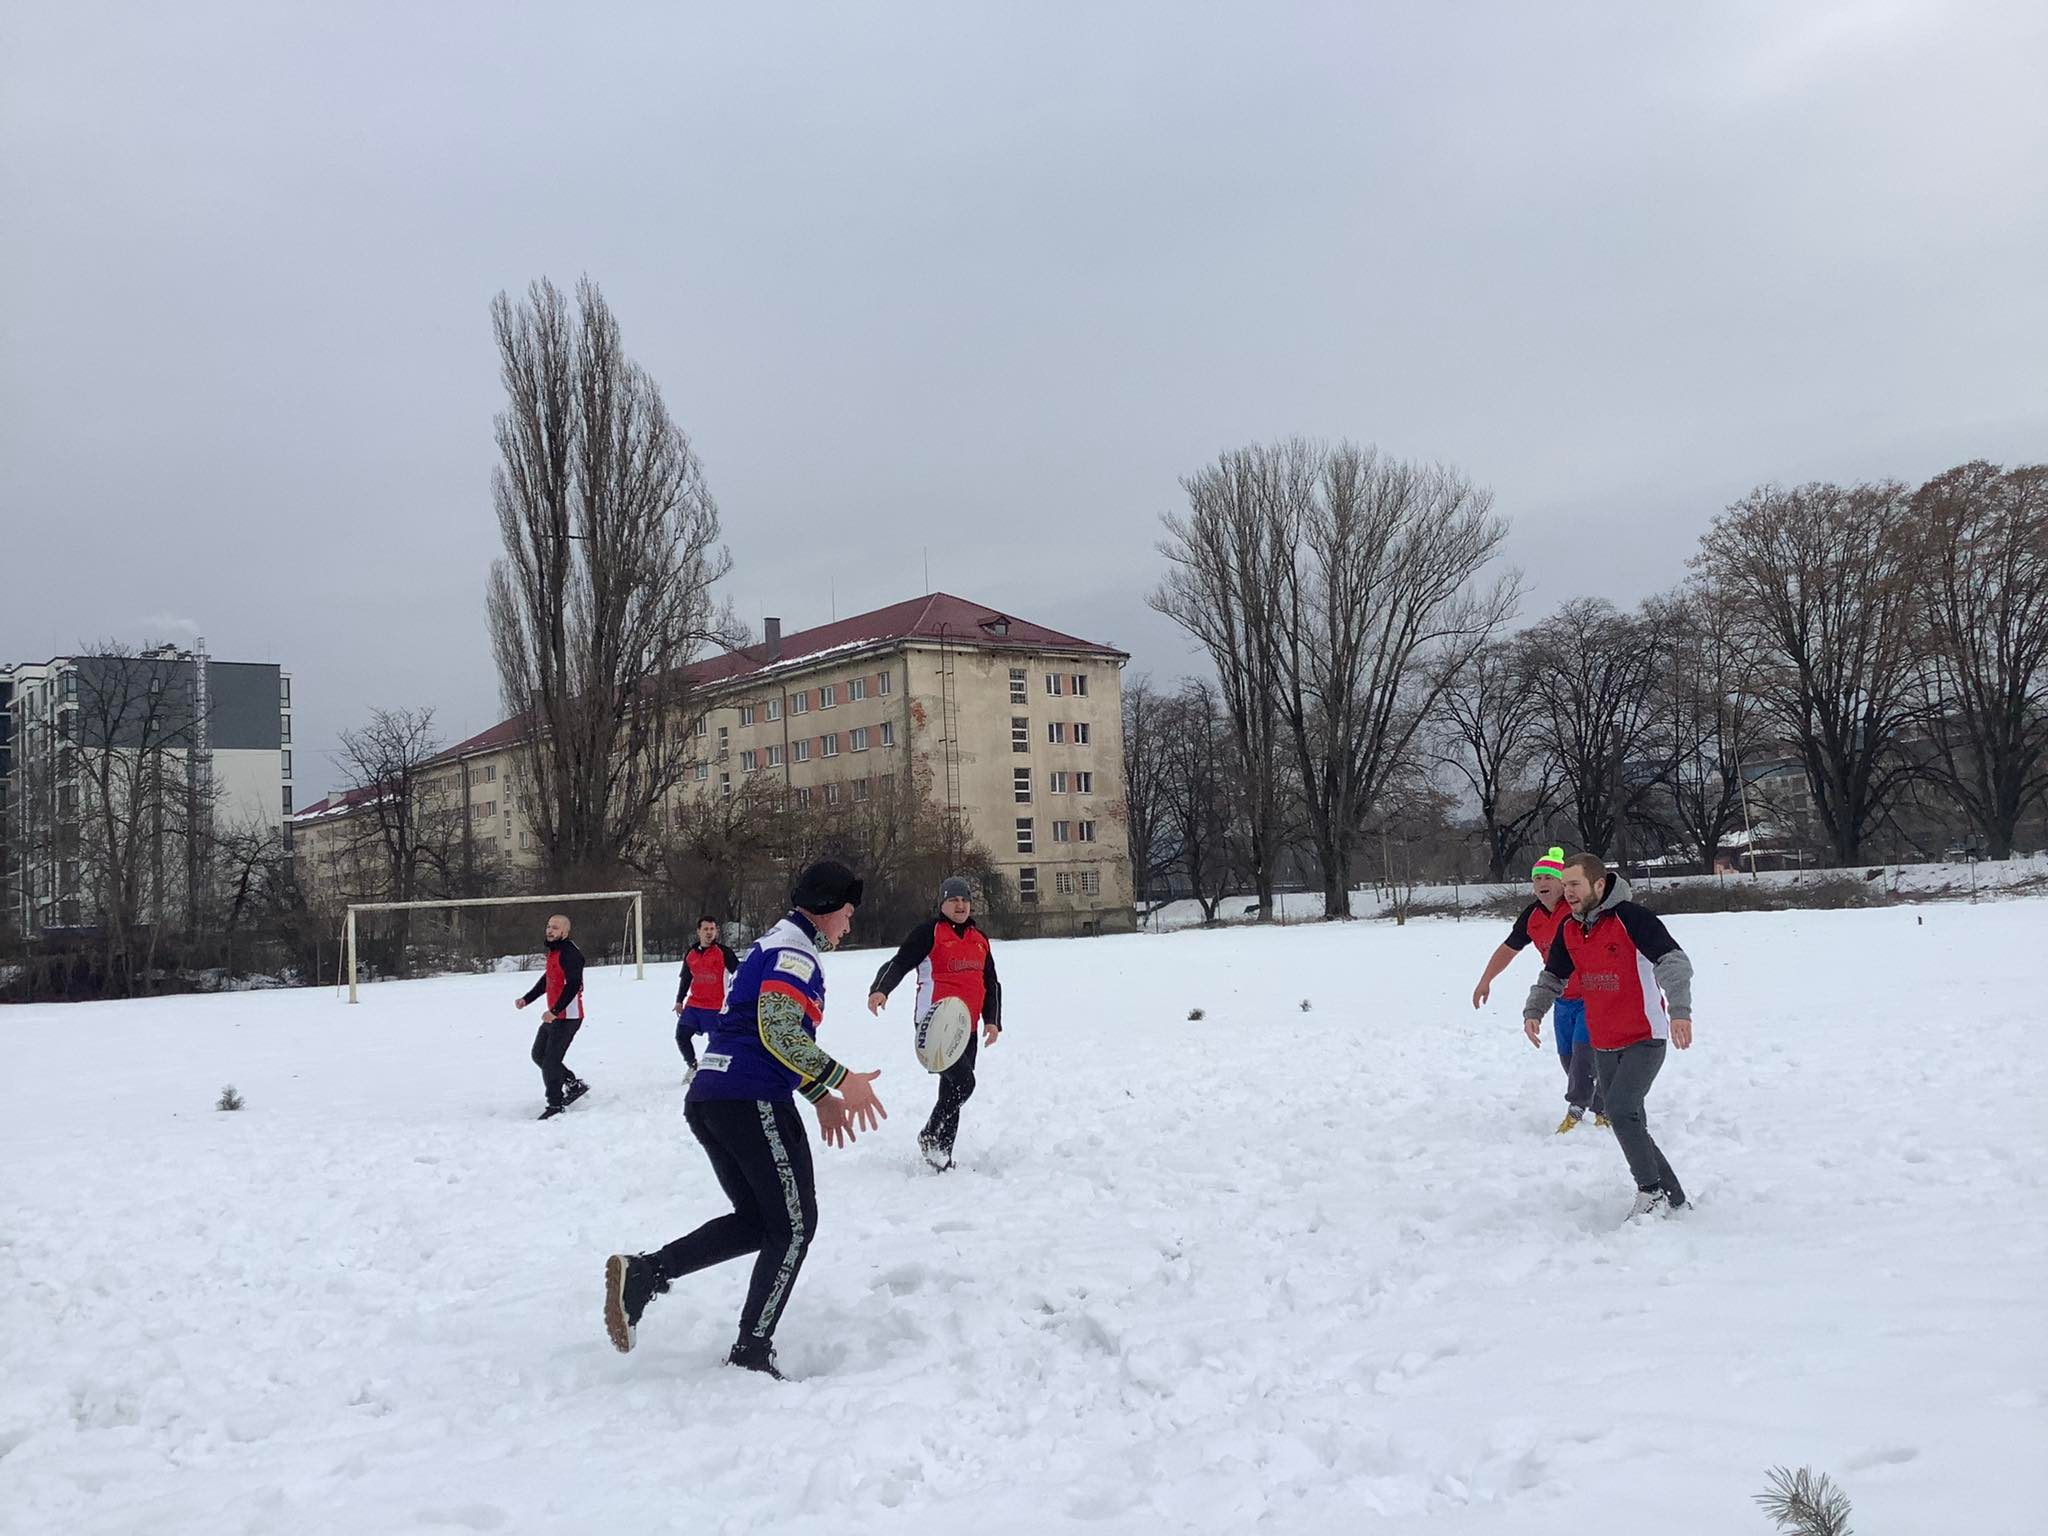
[1531, 846, 1567, 881]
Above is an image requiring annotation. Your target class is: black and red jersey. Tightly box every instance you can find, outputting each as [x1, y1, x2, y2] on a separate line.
[870, 917, 1002, 1027]
[1505, 898, 1582, 999]
[677, 941, 742, 1010]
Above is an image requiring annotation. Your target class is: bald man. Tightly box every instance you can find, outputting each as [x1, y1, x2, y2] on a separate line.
[515, 912, 590, 1119]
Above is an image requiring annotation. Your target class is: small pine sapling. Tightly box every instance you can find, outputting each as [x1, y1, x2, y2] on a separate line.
[1186, 1007, 1205, 1021]
[216, 1084, 245, 1112]
[1755, 1466, 1853, 1536]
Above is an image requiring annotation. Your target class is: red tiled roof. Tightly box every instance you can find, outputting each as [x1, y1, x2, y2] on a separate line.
[684, 592, 1125, 690]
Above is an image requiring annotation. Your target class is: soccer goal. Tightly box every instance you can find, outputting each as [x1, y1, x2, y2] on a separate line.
[342, 890, 645, 1003]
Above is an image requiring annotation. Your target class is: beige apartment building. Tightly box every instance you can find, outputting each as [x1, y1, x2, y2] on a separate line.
[292, 594, 1136, 936]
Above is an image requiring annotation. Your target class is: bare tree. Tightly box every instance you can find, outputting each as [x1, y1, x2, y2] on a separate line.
[1119, 675, 1178, 907]
[1657, 583, 1769, 872]
[1157, 679, 1239, 921]
[486, 275, 739, 887]
[1430, 633, 1563, 881]
[1694, 480, 1924, 865]
[1275, 443, 1516, 916]
[334, 708, 467, 904]
[65, 644, 219, 994]
[1151, 447, 1294, 919]
[1912, 460, 2048, 859]
[1530, 598, 1671, 859]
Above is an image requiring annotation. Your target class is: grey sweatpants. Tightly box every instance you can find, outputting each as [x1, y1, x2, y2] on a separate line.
[1593, 1040, 1685, 1205]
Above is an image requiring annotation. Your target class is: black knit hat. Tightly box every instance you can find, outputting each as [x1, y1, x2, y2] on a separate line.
[939, 876, 974, 903]
[790, 859, 864, 914]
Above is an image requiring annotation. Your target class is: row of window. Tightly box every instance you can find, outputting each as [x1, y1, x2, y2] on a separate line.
[720, 672, 895, 732]
[685, 774, 900, 809]
[1013, 817, 1097, 852]
[1011, 768, 1094, 801]
[1015, 866, 1102, 901]
[1008, 668, 1091, 704]
[704, 721, 898, 779]
[1011, 719, 1093, 751]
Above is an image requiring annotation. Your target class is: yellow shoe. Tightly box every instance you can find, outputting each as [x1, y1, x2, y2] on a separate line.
[1555, 1109, 1584, 1134]
[1594, 1114, 1612, 1129]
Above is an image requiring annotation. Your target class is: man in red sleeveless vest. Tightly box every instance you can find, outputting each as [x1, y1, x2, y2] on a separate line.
[674, 914, 741, 1084]
[1523, 854, 1696, 1219]
[867, 876, 1003, 1171]
[515, 912, 589, 1120]
[1472, 845, 1607, 1132]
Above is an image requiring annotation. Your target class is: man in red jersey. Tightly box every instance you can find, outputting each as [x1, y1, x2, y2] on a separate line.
[1473, 846, 1607, 1132]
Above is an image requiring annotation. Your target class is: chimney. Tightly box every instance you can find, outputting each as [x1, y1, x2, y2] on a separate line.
[764, 616, 782, 660]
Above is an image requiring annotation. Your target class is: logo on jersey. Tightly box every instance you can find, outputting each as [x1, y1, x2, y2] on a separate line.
[774, 950, 817, 982]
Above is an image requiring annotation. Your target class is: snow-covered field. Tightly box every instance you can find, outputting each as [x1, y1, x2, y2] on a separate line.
[4, 903, 2044, 1535]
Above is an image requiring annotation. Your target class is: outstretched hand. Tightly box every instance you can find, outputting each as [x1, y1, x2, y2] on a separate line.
[816, 1095, 855, 1148]
[836, 1068, 887, 1135]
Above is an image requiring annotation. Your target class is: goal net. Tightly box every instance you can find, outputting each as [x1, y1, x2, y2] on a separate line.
[341, 890, 644, 1003]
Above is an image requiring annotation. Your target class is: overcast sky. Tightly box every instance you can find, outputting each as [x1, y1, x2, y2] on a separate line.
[4, 1, 2043, 792]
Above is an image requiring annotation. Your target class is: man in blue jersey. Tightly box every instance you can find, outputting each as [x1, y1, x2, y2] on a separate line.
[603, 860, 885, 1377]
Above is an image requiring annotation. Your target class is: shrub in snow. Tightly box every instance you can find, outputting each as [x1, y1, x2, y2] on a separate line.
[1754, 1466, 1852, 1536]
[1299, 999, 1312, 1012]
[216, 1085, 245, 1112]
[1186, 1008, 1205, 1021]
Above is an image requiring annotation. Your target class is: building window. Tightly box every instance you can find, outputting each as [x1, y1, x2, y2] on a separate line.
[1009, 668, 1027, 704]
[853, 778, 871, 803]
[281, 715, 292, 743]
[1072, 674, 1089, 697]
[879, 721, 895, 747]
[280, 677, 292, 706]
[792, 692, 810, 715]
[1014, 768, 1031, 803]
[878, 671, 892, 696]
[1075, 771, 1093, 794]
[740, 749, 757, 772]
[822, 733, 840, 758]
[1015, 818, 1034, 853]
[1055, 870, 1075, 896]
[696, 761, 710, 781]
[820, 683, 837, 709]
[850, 727, 869, 752]
[695, 716, 708, 738]
[849, 678, 867, 702]
[721, 772, 733, 799]
[740, 704, 755, 726]
[1018, 866, 1038, 903]
[282, 787, 293, 814]
[1011, 717, 1029, 752]
[766, 743, 783, 767]
[717, 725, 730, 757]
[1078, 820, 1097, 843]
[1074, 722, 1091, 746]
[281, 750, 292, 777]
[766, 697, 782, 722]
[1049, 771, 1069, 793]
[1053, 820, 1071, 843]
[1047, 721, 1066, 744]
[794, 739, 811, 763]
[1080, 868, 1101, 896]
[795, 786, 812, 808]
[824, 782, 842, 807]
[1045, 674, 1065, 696]
[484, 763, 496, 783]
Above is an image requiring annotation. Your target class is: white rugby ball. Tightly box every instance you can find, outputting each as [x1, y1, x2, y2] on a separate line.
[914, 996, 974, 1073]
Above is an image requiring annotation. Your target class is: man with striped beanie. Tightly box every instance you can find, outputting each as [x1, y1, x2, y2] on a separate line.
[1471, 846, 1606, 1132]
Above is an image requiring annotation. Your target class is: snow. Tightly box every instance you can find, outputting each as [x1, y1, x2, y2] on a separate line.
[4, 903, 2044, 1534]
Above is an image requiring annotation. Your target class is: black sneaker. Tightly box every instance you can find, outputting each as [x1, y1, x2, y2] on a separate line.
[604, 1254, 657, 1353]
[918, 1137, 955, 1173]
[538, 1104, 566, 1120]
[727, 1340, 785, 1379]
[562, 1079, 590, 1107]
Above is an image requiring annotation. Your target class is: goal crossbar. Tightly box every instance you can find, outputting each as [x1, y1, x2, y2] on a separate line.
[343, 890, 644, 1003]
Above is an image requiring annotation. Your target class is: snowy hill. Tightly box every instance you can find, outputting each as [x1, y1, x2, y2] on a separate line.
[4, 904, 2043, 1534]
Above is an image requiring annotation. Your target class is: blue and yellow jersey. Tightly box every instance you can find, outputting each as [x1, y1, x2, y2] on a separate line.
[687, 911, 849, 1105]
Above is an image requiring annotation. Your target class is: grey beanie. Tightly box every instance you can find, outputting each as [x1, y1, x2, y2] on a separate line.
[939, 876, 974, 903]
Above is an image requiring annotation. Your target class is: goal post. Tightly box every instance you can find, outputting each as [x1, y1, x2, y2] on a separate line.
[343, 889, 645, 1003]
